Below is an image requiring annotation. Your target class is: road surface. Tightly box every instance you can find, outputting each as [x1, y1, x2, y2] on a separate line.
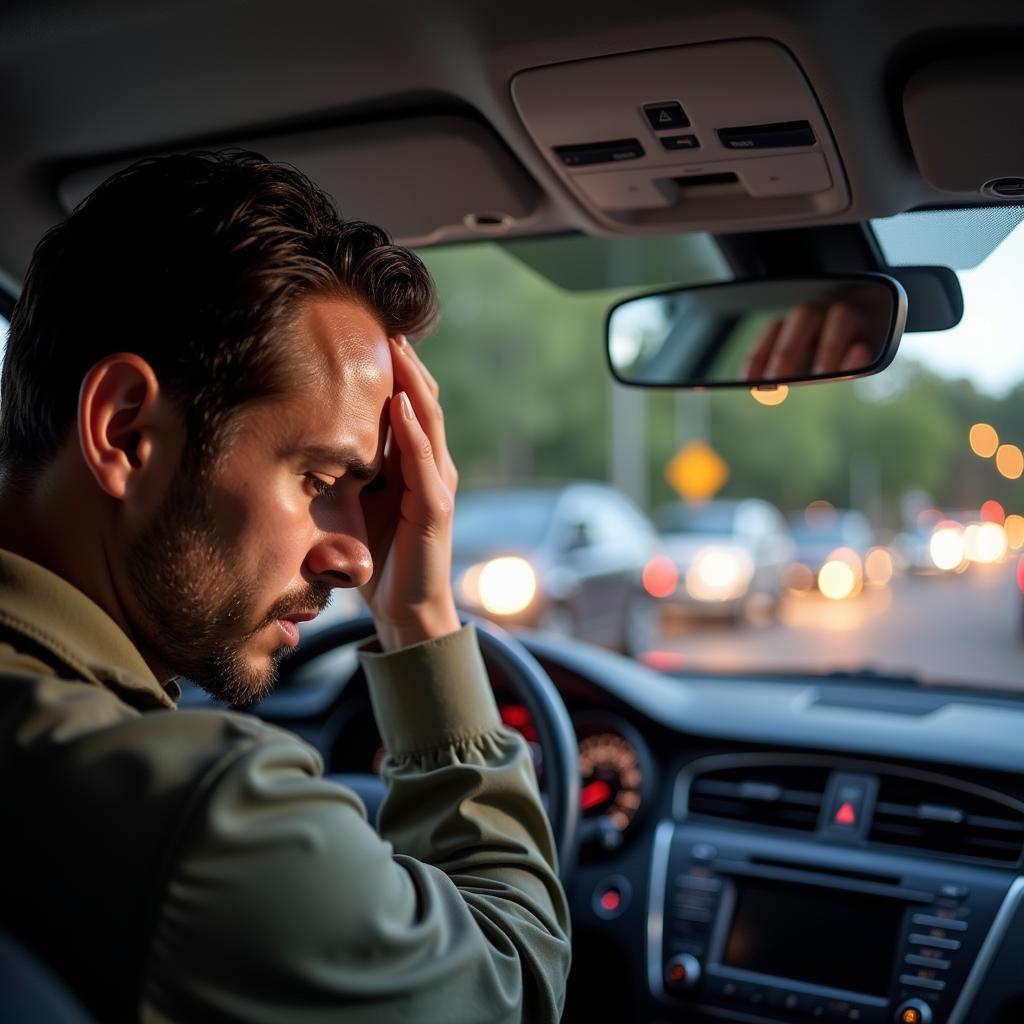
[652, 562, 1024, 693]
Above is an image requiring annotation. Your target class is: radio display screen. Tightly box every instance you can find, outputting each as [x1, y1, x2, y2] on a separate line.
[721, 879, 905, 996]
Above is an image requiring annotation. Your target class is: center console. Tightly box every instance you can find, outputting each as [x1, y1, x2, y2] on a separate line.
[647, 822, 1018, 1023]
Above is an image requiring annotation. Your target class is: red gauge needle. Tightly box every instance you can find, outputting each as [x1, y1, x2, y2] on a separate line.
[581, 779, 612, 811]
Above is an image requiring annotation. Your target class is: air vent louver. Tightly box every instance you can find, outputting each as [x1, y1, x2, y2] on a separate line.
[869, 776, 1024, 865]
[688, 766, 829, 833]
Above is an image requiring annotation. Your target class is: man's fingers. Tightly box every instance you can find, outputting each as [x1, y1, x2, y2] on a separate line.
[764, 304, 825, 378]
[389, 392, 453, 528]
[840, 341, 872, 372]
[394, 335, 441, 399]
[812, 303, 868, 375]
[745, 320, 782, 380]
[391, 338, 457, 493]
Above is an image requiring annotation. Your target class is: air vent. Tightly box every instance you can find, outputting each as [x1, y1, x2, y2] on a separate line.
[688, 765, 829, 833]
[869, 776, 1024, 865]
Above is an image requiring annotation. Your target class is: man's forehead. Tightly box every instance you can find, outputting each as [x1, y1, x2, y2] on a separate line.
[295, 296, 393, 393]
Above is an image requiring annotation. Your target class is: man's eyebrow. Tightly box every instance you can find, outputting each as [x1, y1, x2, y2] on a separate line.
[290, 444, 382, 481]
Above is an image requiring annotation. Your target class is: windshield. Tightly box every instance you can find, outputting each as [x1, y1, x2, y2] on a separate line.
[453, 490, 559, 552]
[418, 215, 1024, 694]
[656, 502, 737, 535]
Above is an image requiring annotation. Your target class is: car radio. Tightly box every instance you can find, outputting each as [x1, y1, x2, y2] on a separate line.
[647, 821, 1018, 1023]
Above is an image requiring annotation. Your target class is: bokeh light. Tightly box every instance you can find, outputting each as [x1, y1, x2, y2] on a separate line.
[996, 444, 1024, 479]
[819, 560, 858, 600]
[1004, 514, 1024, 549]
[642, 556, 678, 598]
[864, 547, 894, 586]
[969, 422, 999, 458]
[751, 385, 788, 406]
[477, 557, 536, 615]
[970, 522, 1008, 563]
[930, 524, 965, 571]
[980, 499, 1006, 524]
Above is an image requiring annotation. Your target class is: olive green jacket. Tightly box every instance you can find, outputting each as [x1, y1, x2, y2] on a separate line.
[0, 550, 570, 1023]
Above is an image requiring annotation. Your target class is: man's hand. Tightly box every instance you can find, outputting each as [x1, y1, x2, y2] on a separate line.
[359, 336, 461, 651]
[743, 301, 874, 380]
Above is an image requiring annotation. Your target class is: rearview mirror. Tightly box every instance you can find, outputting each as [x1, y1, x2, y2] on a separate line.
[606, 274, 907, 389]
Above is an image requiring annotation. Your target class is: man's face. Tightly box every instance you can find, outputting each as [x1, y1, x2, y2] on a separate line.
[127, 296, 393, 705]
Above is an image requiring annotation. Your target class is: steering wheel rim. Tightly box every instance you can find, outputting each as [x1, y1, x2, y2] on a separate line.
[277, 613, 580, 880]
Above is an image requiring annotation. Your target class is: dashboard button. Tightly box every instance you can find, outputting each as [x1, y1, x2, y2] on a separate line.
[911, 913, 967, 930]
[909, 933, 961, 950]
[664, 953, 702, 992]
[895, 999, 933, 1024]
[905, 953, 951, 970]
[939, 883, 970, 900]
[593, 875, 631, 919]
[690, 842, 718, 862]
[899, 974, 946, 992]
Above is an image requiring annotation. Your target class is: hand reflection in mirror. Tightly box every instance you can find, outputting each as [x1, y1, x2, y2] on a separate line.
[743, 299, 875, 381]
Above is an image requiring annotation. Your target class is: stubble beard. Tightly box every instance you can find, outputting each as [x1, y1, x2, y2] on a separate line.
[126, 464, 330, 707]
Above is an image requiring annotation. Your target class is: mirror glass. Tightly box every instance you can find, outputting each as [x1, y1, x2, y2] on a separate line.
[607, 275, 906, 388]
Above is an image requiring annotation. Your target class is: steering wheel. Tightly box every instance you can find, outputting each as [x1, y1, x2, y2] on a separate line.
[276, 614, 580, 881]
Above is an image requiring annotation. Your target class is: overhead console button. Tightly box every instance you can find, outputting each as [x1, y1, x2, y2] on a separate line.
[644, 102, 690, 130]
[553, 138, 645, 166]
[660, 134, 700, 151]
[718, 119, 816, 149]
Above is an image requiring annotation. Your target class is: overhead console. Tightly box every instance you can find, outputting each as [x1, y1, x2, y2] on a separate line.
[511, 40, 849, 234]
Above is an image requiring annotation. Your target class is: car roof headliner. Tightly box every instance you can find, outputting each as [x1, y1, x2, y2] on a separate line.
[1, 0, 1022, 293]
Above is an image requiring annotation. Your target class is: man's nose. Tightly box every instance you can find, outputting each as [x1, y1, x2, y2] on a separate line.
[305, 527, 373, 589]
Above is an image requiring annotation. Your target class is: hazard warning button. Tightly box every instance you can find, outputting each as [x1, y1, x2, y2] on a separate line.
[643, 102, 690, 131]
[821, 773, 877, 840]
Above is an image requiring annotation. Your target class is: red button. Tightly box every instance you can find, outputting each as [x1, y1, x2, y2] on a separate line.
[599, 889, 621, 913]
[834, 801, 857, 826]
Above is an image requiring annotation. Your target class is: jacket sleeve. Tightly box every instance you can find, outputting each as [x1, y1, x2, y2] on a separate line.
[140, 624, 571, 1024]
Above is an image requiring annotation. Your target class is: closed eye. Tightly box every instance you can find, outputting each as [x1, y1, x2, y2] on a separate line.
[306, 474, 339, 499]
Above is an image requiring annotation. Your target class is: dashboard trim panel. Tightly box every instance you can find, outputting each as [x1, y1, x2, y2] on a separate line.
[947, 874, 1024, 1024]
[646, 819, 674, 1000]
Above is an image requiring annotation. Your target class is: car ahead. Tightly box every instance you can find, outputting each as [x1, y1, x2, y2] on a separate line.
[785, 506, 876, 596]
[650, 498, 795, 623]
[452, 482, 662, 653]
[8, 5, 1024, 1024]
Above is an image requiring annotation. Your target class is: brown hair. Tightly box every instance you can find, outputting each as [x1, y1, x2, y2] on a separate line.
[0, 150, 437, 478]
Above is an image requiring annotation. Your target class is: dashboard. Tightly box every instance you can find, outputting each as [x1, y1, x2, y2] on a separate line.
[234, 631, 1024, 1024]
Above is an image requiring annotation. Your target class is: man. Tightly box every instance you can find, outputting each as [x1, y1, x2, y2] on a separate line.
[0, 152, 570, 1022]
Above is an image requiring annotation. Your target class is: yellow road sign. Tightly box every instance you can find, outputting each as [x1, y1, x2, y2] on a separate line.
[666, 441, 728, 501]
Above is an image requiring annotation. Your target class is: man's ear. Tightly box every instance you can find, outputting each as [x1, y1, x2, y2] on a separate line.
[78, 353, 175, 501]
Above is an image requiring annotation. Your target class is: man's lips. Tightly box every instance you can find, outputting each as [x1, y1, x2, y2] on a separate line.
[275, 611, 320, 647]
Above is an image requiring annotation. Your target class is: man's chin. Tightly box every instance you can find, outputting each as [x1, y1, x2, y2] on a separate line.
[187, 640, 294, 708]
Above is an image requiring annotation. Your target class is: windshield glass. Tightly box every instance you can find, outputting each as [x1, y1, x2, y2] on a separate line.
[453, 490, 559, 552]
[656, 502, 737, 535]
[418, 216, 1024, 694]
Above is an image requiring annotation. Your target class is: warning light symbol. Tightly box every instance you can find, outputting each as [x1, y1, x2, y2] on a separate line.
[834, 801, 857, 826]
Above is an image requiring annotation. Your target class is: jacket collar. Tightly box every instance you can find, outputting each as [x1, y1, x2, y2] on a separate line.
[0, 549, 177, 710]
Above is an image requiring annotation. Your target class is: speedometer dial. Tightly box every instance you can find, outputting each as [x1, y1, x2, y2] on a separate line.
[578, 732, 643, 832]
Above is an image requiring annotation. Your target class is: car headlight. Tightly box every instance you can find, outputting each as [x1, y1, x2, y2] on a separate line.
[685, 547, 753, 602]
[929, 524, 965, 571]
[459, 556, 537, 616]
[817, 547, 863, 600]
